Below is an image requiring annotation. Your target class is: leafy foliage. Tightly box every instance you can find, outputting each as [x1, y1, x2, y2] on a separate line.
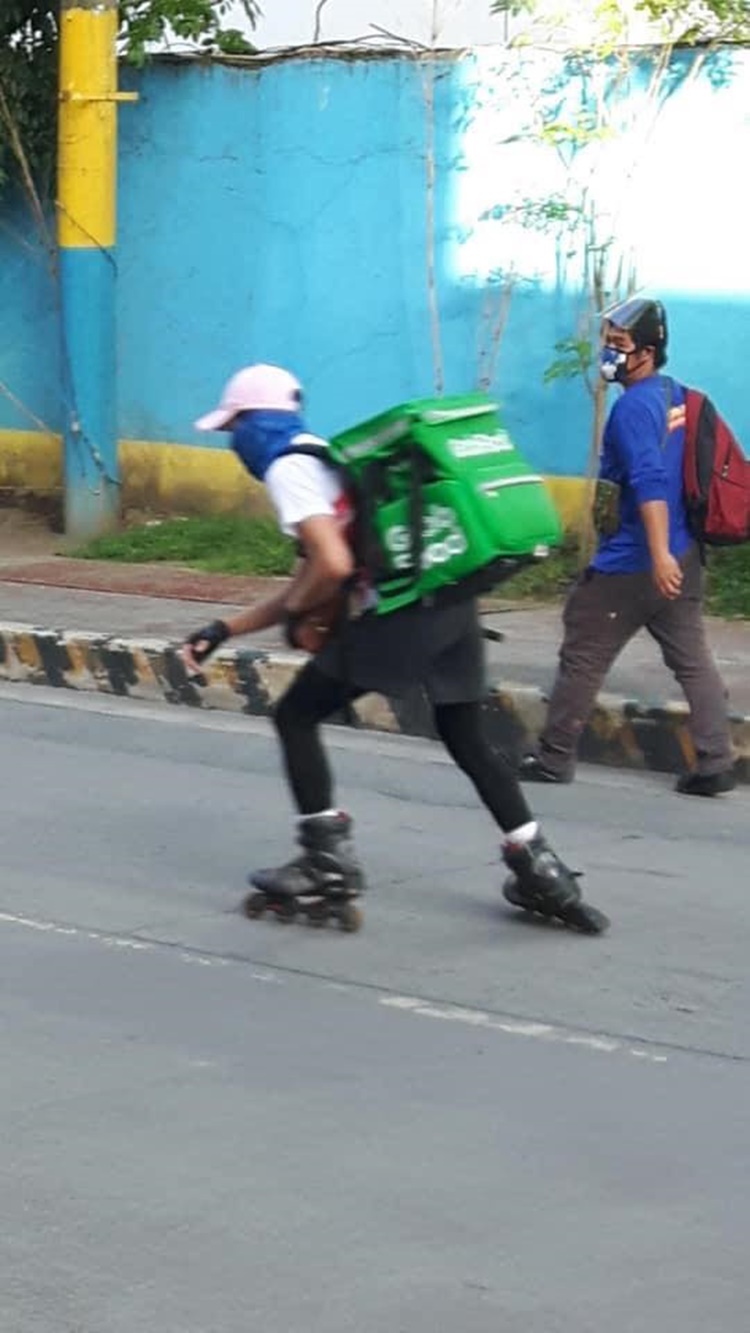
[635, 0, 750, 43]
[0, 0, 260, 198]
[544, 337, 595, 384]
[0, 3, 58, 196]
[120, 0, 259, 66]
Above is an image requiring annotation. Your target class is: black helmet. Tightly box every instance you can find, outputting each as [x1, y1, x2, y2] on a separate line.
[602, 297, 668, 368]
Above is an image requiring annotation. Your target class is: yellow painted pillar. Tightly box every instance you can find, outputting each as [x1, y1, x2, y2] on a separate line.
[57, 0, 137, 538]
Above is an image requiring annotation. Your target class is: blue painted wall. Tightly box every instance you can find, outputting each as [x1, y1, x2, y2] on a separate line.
[2, 48, 750, 477]
[0, 200, 60, 436]
[116, 56, 442, 445]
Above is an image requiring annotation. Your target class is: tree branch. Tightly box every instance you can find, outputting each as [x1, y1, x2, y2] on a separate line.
[313, 0, 332, 43]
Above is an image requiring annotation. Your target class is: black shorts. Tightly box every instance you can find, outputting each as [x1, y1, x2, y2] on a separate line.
[313, 598, 485, 705]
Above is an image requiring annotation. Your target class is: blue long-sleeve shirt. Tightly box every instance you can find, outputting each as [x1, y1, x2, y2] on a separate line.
[592, 373, 693, 574]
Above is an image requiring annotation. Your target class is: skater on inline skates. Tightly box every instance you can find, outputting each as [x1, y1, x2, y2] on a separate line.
[181, 363, 609, 934]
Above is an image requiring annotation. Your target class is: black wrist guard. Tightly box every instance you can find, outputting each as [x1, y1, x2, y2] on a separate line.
[185, 619, 230, 663]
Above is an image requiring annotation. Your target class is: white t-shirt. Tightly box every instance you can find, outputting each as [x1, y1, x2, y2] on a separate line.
[265, 442, 376, 609]
[265, 451, 347, 537]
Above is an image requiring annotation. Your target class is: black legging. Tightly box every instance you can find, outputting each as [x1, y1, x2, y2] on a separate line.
[273, 661, 532, 833]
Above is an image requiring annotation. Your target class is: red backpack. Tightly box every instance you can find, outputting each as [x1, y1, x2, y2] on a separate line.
[683, 388, 750, 546]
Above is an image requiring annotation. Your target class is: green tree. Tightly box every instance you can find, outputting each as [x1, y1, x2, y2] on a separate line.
[490, 0, 750, 45]
[0, 0, 260, 198]
[634, 0, 750, 42]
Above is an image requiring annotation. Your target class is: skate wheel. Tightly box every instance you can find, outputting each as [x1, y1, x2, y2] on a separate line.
[306, 901, 330, 928]
[561, 903, 610, 935]
[336, 902, 364, 933]
[242, 890, 268, 919]
[271, 900, 298, 924]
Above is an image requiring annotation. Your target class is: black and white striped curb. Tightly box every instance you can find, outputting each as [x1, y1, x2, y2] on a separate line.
[0, 623, 747, 782]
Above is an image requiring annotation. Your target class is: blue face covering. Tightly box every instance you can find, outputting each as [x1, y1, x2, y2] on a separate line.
[231, 410, 307, 481]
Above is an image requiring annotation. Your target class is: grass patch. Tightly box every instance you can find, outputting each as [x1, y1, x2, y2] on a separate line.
[497, 541, 750, 619]
[496, 540, 580, 602]
[74, 515, 750, 618]
[705, 546, 750, 619]
[74, 515, 295, 577]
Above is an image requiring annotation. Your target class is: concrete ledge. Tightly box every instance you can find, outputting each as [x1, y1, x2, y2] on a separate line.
[1, 622, 747, 783]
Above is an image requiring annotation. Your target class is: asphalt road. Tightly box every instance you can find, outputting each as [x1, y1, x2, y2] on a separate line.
[1, 684, 748, 1333]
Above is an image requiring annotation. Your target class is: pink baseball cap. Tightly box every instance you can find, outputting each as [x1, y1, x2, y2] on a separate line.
[195, 363, 303, 431]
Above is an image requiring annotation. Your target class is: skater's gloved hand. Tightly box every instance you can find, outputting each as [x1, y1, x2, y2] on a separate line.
[180, 619, 230, 681]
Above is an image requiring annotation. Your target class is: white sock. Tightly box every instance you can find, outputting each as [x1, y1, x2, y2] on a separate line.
[298, 808, 338, 824]
[504, 820, 539, 847]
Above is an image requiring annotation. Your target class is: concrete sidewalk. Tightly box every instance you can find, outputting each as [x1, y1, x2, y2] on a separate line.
[0, 552, 748, 781]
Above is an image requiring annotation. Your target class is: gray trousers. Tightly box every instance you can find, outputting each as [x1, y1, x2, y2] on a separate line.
[537, 544, 733, 779]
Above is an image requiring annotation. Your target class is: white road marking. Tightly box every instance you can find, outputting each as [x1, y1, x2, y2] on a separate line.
[379, 995, 668, 1063]
[0, 912, 668, 1067]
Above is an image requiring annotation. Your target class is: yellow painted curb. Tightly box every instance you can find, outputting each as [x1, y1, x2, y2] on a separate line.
[119, 439, 272, 518]
[0, 428, 590, 527]
[0, 430, 63, 492]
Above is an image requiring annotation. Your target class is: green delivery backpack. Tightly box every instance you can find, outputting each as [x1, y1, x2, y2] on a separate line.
[299, 393, 562, 616]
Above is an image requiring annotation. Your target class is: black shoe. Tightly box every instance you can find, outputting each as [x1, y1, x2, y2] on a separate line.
[675, 769, 737, 798]
[517, 754, 571, 785]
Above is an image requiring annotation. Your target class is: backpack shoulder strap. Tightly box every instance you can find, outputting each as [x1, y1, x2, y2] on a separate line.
[659, 376, 674, 451]
[284, 433, 336, 464]
[282, 437, 352, 486]
[684, 387, 717, 495]
[682, 386, 715, 563]
[684, 385, 707, 437]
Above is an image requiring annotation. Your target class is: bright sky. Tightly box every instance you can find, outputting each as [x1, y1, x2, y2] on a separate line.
[232, 0, 656, 51]
[231, 0, 515, 50]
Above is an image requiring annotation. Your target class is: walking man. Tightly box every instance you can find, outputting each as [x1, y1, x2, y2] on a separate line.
[520, 297, 735, 796]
